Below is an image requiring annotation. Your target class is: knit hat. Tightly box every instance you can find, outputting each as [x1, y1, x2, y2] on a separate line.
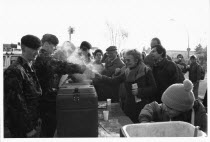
[161, 79, 195, 112]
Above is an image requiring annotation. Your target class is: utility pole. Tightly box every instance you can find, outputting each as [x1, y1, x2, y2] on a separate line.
[169, 19, 190, 58]
[68, 26, 74, 41]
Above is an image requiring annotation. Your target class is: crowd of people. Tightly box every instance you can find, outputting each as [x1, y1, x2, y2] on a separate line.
[4, 34, 207, 138]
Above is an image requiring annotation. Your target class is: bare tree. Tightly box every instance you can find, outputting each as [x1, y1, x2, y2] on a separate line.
[105, 22, 128, 51]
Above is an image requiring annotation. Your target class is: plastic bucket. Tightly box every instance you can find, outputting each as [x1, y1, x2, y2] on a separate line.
[120, 121, 206, 137]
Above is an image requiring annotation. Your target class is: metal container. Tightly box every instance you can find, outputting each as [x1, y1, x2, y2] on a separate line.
[57, 83, 98, 137]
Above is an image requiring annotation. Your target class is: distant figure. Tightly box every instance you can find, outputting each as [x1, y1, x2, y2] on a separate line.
[183, 55, 201, 99]
[139, 79, 207, 134]
[92, 49, 104, 73]
[175, 54, 187, 73]
[78, 41, 93, 64]
[144, 37, 171, 69]
[150, 44, 183, 103]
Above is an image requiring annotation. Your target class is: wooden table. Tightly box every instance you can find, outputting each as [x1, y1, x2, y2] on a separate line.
[98, 102, 133, 137]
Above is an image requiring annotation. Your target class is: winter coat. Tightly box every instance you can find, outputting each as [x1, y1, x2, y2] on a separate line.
[175, 60, 187, 73]
[95, 56, 124, 102]
[4, 56, 42, 137]
[152, 58, 182, 103]
[98, 62, 157, 123]
[139, 100, 207, 133]
[101, 56, 125, 77]
[185, 62, 201, 83]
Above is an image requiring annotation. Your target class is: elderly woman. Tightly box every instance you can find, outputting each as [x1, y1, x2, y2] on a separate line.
[94, 49, 157, 123]
[139, 79, 207, 133]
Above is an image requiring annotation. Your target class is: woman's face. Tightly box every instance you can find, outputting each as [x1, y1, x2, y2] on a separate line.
[95, 52, 102, 61]
[124, 54, 138, 68]
[163, 103, 181, 118]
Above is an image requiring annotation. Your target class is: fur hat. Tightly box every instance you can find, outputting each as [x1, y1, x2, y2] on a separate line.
[161, 79, 195, 112]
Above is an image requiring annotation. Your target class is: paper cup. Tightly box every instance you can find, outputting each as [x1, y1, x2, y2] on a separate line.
[103, 111, 109, 121]
[107, 99, 111, 105]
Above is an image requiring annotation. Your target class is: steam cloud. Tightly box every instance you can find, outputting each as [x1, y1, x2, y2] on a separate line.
[54, 41, 102, 84]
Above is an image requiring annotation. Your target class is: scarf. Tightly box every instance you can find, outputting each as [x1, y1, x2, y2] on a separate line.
[125, 62, 148, 82]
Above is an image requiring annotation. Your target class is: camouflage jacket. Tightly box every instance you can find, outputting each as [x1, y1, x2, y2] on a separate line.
[4, 56, 42, 137]
[33, 49, 83, 107]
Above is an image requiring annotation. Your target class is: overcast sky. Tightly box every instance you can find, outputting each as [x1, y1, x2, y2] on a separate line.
[0, 0, 209, 51]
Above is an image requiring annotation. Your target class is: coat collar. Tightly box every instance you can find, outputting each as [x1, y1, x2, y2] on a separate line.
[17, 56, 34, 72]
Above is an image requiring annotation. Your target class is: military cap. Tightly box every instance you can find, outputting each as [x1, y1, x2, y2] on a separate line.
[106, 46, 117, 51]
[21, 35, 42, 50]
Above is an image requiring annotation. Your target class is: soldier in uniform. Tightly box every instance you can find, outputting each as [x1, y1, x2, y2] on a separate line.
[33, 34, 86, 137]
[4, 35, 42, 137]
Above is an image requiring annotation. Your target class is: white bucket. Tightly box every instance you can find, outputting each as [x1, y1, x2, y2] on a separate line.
[121, 121, 206, 137]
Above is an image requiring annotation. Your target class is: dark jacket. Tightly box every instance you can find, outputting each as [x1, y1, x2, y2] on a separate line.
[139, 100, 207, 133]
[152, 58, 182, 103]
[33, 49, 83, 113]
[185, 62, 201, 83]
[101, 56, 125, 77]
[96, 56, 124, 102]
[175, 60, 187, 73]
[4, 56, 42, 137]
[98, 63, 157, 123]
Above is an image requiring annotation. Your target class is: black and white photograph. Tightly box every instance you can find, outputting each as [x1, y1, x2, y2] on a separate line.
[0, 0, 209, 141]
